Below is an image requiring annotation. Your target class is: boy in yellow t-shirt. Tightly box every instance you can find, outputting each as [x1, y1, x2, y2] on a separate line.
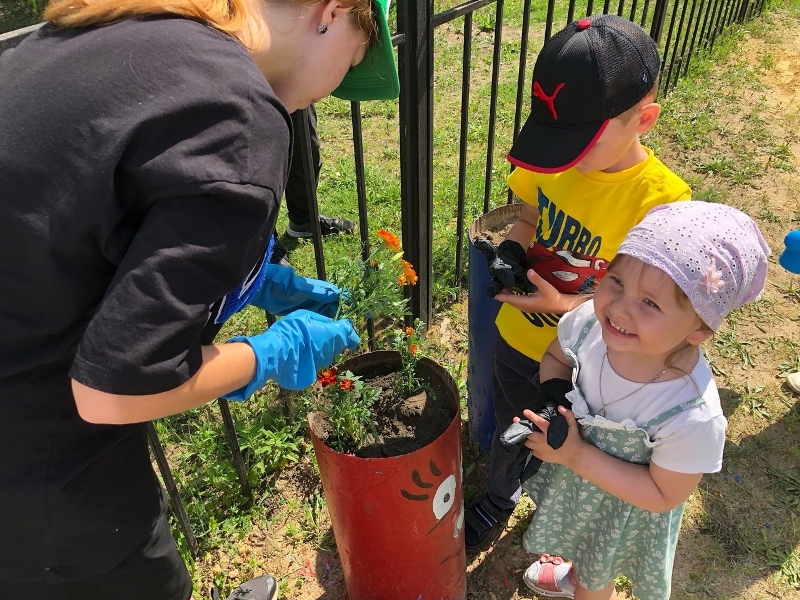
[465, 14, 691, 553]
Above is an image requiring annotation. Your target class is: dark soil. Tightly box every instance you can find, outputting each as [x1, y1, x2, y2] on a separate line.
[309, 355, 458, 458]
[473, 223, 513, 247]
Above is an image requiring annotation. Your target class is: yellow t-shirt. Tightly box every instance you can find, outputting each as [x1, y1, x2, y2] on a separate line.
[495, 147, 691, 361]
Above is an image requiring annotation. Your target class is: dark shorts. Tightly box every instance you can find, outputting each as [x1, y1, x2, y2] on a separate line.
[1, 510, 192, 600]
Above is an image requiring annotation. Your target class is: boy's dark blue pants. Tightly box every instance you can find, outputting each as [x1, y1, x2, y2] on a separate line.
[487, 334, 541, 511]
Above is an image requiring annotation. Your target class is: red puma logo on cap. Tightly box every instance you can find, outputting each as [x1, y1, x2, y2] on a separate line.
[533, 81, 565, 120]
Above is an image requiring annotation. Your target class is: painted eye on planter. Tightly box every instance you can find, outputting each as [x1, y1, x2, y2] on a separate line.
[432, 474, 456, 520]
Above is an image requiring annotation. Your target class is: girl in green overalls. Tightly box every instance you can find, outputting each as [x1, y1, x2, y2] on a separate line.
[515, 201, 770, 600]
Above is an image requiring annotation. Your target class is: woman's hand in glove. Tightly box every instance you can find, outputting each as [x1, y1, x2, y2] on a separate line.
[223, 309, 360, 400]
[248, 264, 344, 318]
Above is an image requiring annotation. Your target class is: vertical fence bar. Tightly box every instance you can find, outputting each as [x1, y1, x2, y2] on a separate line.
[507, 0, 534, 205]
[676, 0, 700, 74]
[545, 0, 558, 43]
[682, 0, 707, 77]
[617, 0, 626, 17]
[398, 0, 434, 325]
[658, 0, 682, 91]
[148, 423, 199, 556]
[217, 399, 253, 501]
[454, 13, 473, 292]
[664, 0, 691, 90]
[698, 0, 720, 52]
[482, 0, 504, 214]
[567, 0, 578, 23]
[292, 109, 326, 280]
[709, 0, 729, 50]
[629, 0, 640, 23]
[640, 0, 651, 27]
[649, 0, 670, 43]
[350, 101, 377, 350]
[737, 0, 748, 23]
[586, 0, 596, 17]
[719, 0, 732, 33]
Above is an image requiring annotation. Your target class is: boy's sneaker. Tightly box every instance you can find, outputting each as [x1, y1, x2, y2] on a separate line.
[286, 215, 355, 238]
[210, 574, 278, 600]
[464, 493, 514, 553]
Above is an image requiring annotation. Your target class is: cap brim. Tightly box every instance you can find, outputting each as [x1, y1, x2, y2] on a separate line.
[332, 0, 399, 102]
[507, 116, 609, 173]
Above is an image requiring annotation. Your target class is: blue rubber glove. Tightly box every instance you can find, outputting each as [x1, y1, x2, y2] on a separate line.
[779, 230, 800, 274]
[248, 264, 343, 318]
[223, 309, 360, 400]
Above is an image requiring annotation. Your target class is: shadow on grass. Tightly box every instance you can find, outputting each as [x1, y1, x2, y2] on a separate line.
[673, 386, 800, 598]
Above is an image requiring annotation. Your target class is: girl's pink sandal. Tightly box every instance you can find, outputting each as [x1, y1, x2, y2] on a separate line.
[523, 553, 577, 598]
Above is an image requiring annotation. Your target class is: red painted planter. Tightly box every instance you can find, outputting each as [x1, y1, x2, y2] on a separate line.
[308, 351, 466, 600]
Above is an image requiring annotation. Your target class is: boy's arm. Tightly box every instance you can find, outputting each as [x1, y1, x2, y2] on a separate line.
[495, 272, 592, 314]
[505, 202, 539, 247]
[497, 203, 591, 314]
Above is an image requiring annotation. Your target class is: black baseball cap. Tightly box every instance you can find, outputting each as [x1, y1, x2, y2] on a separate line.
[508, 14, 660, 173]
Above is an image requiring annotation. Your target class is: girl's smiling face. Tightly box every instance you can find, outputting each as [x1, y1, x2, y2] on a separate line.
[593, 255, 711, 371]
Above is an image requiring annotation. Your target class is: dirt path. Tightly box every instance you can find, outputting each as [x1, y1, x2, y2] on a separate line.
[194, 7, 800, 599]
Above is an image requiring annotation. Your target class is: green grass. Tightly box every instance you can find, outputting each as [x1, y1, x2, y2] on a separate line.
[0, 0, 43, 33]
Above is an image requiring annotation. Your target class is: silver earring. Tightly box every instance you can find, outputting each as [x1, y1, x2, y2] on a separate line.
[317, 23, 328, 34]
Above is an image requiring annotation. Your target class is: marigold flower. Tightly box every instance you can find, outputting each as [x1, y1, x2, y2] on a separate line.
[339, 378, 355, 391]
[405, 327, 415, 336]
[318, 368, 338, 387]
[377, 229, 400, 251]
[400, 259, 418, 286]
[409, 344, 418, 355]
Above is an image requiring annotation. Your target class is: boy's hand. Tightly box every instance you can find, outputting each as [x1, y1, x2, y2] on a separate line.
[474, 238, 537, 297]
[494, 269, 563, 312]
[520, 406, 583, 468]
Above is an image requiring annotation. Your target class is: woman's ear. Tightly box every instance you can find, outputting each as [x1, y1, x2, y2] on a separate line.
[318, 0, 348, 29]
[636, 102, 661, 134]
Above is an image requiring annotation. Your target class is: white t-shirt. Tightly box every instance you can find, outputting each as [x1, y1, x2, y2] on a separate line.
[557, 301, 727, 474]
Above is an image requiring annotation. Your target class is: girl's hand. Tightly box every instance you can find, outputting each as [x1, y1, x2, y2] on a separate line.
[520, 406, 583, 467]
[494, 269, 563, 314]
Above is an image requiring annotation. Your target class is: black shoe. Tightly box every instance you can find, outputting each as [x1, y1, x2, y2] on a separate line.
[287, 214, 355, 238]
[210, 574, 278, 600]
[464, 493, 514, 554]
[269, 235, 291, 267]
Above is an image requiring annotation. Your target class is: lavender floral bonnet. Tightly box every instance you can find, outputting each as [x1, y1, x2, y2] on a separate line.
[617, 201, 771, 330]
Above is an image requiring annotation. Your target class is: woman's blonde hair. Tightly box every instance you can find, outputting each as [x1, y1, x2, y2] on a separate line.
[43, 0, 375, 46]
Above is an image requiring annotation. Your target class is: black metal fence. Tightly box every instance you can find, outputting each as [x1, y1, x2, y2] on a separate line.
[293, 0, 768, 329]
[0, 0, 768, 555]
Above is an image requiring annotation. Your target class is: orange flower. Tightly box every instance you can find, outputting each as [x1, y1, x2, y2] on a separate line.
[405, 326, 415, 336]
[377, 229, 400, 251]
[400, 259, 418, 286]
[409, 344, 418, 355]
[339, 378, 355, 391]
[318, 367, 338, 387]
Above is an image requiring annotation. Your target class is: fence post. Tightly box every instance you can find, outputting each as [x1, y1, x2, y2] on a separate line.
[398, 0, 434, 326]
[649, 0, 670, 42]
